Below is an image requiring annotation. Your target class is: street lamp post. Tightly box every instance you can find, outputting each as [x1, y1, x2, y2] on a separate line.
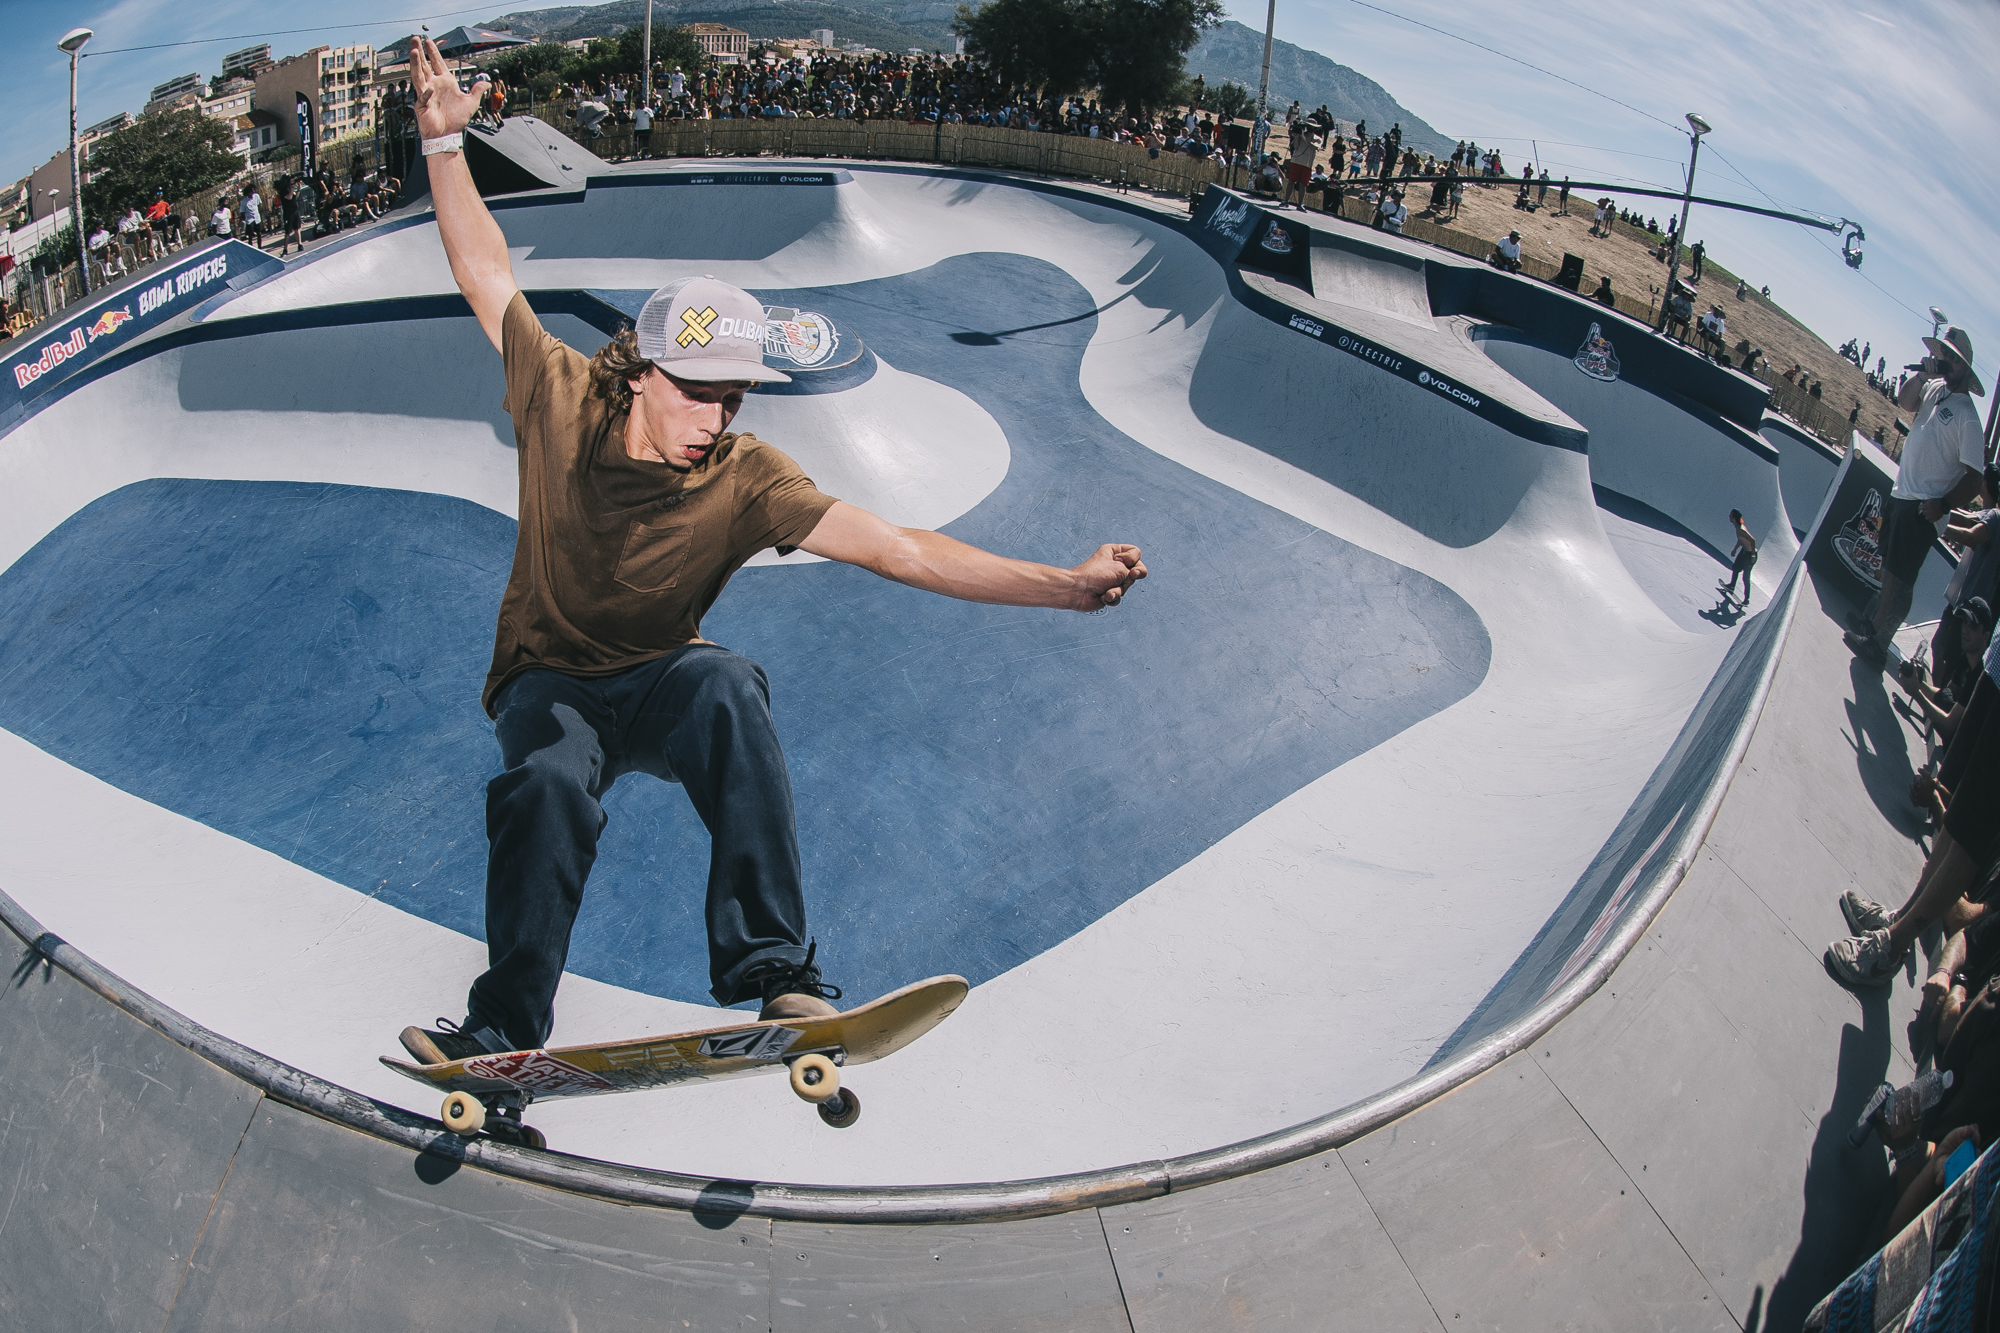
[642, 0, 653, 107]
[59, 27, 93, 295]
[1254, 0, 1275, 159]
[1657, 111, 1710, 335]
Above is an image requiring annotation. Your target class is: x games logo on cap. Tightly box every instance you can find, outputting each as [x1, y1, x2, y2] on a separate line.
[636, 276, 792, 384]
[676, 305, 718, 348]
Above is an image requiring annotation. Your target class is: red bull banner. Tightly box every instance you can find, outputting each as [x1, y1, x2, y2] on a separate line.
[1, 239, 281, 425]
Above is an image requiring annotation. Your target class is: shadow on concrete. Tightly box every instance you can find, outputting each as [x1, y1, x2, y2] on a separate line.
[1815, 579, 1929, 838]
[1761, 991, 1898, 1333]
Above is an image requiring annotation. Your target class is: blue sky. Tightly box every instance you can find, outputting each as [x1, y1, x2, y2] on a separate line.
[2, 0, 1992, 391]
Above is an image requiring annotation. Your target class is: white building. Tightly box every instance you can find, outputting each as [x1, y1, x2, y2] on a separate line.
[319, 43, 378, 140]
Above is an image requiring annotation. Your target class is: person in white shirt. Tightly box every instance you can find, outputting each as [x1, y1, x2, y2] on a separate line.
[240, 187, 263, 246]
[88, 224, 123, 277]
[633, 103, 654, 157]
[1381, 188, 1408, 234]
[669, 70, 685, 99]
[1493, 229, 1523, 272]
[210, 204, 233, 237]
[1848, 325, 1987, 657]
[116, 207, 144, 265]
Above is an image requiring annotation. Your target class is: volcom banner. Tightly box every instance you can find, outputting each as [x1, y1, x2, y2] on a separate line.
[1, 240, 282, 421]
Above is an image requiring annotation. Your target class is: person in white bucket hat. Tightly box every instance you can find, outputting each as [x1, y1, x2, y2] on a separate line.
[1845, 324, 1987, 664]
[395, 39, 1146, 1066]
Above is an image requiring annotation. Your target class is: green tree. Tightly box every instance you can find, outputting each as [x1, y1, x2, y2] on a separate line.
[564, 35, 632, 85]
[1212, 80, 1251, 121]
[647, 25, 707, 74]
[1092, 0, 1224, 118]
[81, 109, 240, 222]
[33, 223, 78, 274]
[489, 40, 571, 87]
[953, 0, 1095, 99]
[953, 0, 1220, 115]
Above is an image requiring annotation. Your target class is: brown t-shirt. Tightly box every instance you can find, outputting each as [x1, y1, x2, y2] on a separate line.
[482, 292, 838, 715]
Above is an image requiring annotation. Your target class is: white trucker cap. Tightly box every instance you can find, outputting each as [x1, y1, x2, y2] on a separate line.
[634, 275, 792, 384]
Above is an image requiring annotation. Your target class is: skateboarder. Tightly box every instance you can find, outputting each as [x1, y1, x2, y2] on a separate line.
[1719, 509, 1757, 604]
[396, 37, 1147, 1066]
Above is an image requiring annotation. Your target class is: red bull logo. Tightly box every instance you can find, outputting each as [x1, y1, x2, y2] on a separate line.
[86, 307, 133, 343]
[11, 327, 86, 390]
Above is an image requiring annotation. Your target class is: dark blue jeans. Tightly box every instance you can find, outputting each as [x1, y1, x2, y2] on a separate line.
[466, 645, 810, 1049]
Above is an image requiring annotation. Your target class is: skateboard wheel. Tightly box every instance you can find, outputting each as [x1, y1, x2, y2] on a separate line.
[517, 1124, 548, 1151]
[789, 1053, 841, 1104]
[441, 1091, 486, 1136]
[817, 1085, 861, 1129]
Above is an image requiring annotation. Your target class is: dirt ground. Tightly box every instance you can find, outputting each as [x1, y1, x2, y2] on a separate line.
[1437, 174, 1906, 445]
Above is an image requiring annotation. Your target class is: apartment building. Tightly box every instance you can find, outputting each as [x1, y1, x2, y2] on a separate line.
[317, 43, 379, 141]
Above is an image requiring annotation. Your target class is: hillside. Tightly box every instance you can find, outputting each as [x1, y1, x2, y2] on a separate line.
[1186, 21, 1452, 154]
[488, 0, 954, 52]
[1434, 169, 1902, 445]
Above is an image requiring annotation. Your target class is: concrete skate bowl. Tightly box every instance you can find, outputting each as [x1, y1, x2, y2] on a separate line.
[0, 166, 1833, 1233]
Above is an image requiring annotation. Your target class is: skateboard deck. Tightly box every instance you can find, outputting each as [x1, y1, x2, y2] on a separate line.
[383, 975, 967, 1140]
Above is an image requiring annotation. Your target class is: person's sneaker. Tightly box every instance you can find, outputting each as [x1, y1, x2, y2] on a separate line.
[1844, 629, 1887, 665]
[1846, 610, 1877, 637]
[1825, 928, 1906, 988]
[1840, 889, 1893, 936]
[751, 939, 844, 1021]
[399, 1017, 510, 1065]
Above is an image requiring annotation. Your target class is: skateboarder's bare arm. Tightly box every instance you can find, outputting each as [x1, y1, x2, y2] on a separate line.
[799, 501, 1145, 612]
[410, 38, 517, 352]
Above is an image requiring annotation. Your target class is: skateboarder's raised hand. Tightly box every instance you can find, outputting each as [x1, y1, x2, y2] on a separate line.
[800, 505, 1146, 612]
[410, 37, 516, 352]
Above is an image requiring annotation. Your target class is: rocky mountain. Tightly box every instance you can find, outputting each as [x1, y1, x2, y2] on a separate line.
[1187, 21, 1452, 154]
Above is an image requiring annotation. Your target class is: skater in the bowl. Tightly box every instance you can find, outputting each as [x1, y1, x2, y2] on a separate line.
[395, 36, 1147, 1068]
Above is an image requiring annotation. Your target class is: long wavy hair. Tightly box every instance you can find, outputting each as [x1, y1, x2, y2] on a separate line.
[587, 325, 655, 413]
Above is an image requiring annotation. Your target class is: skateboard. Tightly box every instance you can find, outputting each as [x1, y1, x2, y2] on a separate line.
[382, 975, 967, 1147]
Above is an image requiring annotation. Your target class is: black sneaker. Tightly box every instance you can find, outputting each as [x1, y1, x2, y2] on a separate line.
[750, 939, 844, 1021]
[1845, 630, 1886, 665]
[399, 1017, 509, 1065]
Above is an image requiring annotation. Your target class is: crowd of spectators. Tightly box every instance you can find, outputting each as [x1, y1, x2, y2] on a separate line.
[72, 158, 402, 283]
[1826, 324, 2000, 1244]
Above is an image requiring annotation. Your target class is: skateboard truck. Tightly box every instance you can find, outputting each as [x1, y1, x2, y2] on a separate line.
[786, 1050, 861, 1128]
[440, 1088, 547, 1149]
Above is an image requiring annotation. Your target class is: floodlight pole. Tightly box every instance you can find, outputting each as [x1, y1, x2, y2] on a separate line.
[61, 28, 94, 295]
[642, 0, 653, 106]
[1657, 112, 1710, 333]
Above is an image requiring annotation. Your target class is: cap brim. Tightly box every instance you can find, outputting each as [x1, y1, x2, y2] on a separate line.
[661, 357, 792, 385]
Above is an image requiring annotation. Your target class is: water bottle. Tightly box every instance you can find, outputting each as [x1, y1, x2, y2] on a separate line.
[1849, 1070, 1954, 1148]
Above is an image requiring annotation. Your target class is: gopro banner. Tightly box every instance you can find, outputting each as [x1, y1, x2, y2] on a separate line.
[297, 92, 315, 177]
[0, 239, 282, 424]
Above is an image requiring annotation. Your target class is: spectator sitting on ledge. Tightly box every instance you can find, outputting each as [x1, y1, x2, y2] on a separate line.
[1592, 275, 1617, 307]
[1492, 229, 1523, 272]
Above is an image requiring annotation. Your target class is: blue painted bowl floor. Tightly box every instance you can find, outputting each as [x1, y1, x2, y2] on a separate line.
[0, 252, 1493, 1012]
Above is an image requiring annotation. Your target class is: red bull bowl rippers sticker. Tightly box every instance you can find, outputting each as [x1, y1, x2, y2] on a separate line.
[3, 241, 278, 414]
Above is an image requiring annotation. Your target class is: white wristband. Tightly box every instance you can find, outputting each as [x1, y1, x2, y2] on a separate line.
[422, 133, 464, 157]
